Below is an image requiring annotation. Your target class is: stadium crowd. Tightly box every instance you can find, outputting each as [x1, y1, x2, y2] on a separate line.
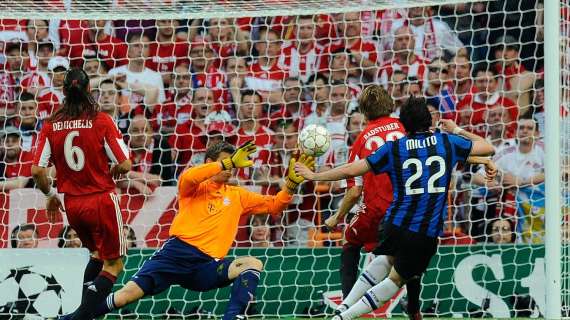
[0, 1, 556, 248]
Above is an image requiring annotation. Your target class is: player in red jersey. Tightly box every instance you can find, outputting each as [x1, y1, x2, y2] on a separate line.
[31, 68, 132, 320]
[325, 85, 422, 320]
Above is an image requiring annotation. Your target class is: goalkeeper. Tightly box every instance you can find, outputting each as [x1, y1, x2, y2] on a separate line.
[80, 141, 314, 320]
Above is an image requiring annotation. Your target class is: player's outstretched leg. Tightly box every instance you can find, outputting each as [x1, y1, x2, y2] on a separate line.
[71, 258, 124, 320]
[340, 243, 361, 300]
[334, 265, 403, 320]
[92, 280, 145, 318]
[223, 257, 263, 320]
[405, 278, 422, 320]
[335, 255, 392, 314]
[82, 256, 103, 296]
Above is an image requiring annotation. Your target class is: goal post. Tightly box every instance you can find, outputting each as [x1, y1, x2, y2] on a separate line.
[0, 0, 566, 319]
[544, 1, 562, 319]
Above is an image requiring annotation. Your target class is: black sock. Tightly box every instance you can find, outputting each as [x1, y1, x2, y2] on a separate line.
[81, 258, 104, 306]
[72, 271, 117, 320]
[84, 258, 103, 285]
[340, 244, 361, 298]
[406, 278, 422, 314]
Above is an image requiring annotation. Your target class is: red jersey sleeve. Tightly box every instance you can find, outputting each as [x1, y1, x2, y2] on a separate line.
[19, 151, 34, 177]
[101, 114, 130, 163]
[345, 134, 365, 189]
[33, 122, 53, 167]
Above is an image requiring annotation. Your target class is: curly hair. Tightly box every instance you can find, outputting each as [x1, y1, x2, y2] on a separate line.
[358, 84, 394, 120]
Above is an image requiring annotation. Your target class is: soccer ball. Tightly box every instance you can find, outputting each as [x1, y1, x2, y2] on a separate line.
[298, 124, 331, 157]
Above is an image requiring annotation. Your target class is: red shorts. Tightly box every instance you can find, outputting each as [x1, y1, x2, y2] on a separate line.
[64, 192, 126, 260]
[344, 209, 383, 252]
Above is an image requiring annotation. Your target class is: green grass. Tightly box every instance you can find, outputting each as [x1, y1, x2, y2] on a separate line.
[105, 317, 531, 320]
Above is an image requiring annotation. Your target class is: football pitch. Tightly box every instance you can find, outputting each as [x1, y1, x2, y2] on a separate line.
[105, 316, 543, 320]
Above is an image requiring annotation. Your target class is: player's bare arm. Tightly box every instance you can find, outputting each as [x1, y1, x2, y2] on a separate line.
[326, 185, 362, 228]
[467, 156, 498, 182]
[31, 165, 64, 222]
[295, 158, 370, 182]
[110, 159, 132, 179]
[439, 119, 495, 156]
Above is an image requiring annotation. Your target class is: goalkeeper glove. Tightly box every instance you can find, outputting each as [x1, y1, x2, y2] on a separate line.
[221, 140, 257, 170]
[285, 154, 315, 190]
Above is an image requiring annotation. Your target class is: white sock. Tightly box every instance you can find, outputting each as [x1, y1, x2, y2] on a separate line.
[342, 255, 391, 307]
[340, 277, 400, 320]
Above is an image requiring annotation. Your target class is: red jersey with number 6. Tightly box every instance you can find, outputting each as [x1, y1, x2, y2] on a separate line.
[33, 112, 130, 196]
[347, 116, 405, 216]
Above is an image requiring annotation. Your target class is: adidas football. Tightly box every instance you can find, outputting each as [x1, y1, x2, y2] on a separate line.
[298, 124, 331, 157]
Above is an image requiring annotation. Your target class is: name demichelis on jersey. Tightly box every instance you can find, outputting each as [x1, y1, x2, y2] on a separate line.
[52, 119, 94, 131]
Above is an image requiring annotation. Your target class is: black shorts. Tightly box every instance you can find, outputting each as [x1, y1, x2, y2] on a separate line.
[372, 223, 438, 281]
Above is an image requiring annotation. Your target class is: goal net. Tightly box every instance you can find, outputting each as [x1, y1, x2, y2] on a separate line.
[0, 0, 564, 318]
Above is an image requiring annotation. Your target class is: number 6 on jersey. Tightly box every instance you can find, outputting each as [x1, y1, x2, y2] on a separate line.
[64, 131, 85, 171]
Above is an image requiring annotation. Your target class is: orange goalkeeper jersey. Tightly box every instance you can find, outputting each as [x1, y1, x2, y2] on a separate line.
[169, 162, 293, 259]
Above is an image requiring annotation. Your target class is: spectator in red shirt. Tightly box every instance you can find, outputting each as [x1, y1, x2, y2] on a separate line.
[347, 110, 366, 146]
[108, 32, 164, 105]
[425, 57, 457, 119]
[151, 63, 193, 135]
[170, 87, 214, 170]
[321, 12, 378, 81]
[225, 55, 249, 106]
[387, 70, 407, 116]
[246, 27, 288, 104]
[118, 115, 175, 196]
[37, 56, 68, 120]
[95, 79, 120, 118]
[457, 65, 519, 137]
[206, 18, 250, 60]
[20, 39, 54, 96]
[279, 15, 323, 83]
[147, 19, 189, 87]
[15, 92, 39, 152]
[269, 77, 311, 129]
[448, 53, 473, 101]
[265, 119, 306, 199]
[482, 105, 513, 150]
[25, 20, 50, 66]
[4, 42, 30, 90]
[188, 36, 226, 103]
[235, 90, 274, 188]
[204, 120, 237, 148]
[83, 53, 110, 79]
[0, 127, 33, 191]
[93, 78, 131, 134]
[60, 19, 128, 68]
[327, 48, 361, 87]
[267, 120, 317, 246]
[377, 25, 429, 90]
[389, 6, 466, 60]
[493, 35, 536, 114]
[306, 73, 330, 117]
